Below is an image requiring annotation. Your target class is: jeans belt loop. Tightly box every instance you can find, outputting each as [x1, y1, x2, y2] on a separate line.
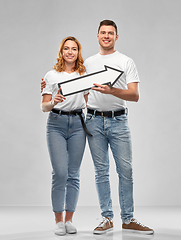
[93, 110, 96, 117]
[112, 111, 114, 118]
[101, 112, 104, 117]
[59, 110, 61, 115]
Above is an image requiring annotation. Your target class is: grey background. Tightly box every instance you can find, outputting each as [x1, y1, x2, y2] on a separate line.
[0, 0, 180, 207]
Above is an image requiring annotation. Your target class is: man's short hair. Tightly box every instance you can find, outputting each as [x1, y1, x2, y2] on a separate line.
[98, 20, 118, 35]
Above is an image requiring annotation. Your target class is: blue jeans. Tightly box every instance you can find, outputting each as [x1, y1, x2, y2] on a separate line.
[86, 111, 134, 223]
[46, 111, 86, 213]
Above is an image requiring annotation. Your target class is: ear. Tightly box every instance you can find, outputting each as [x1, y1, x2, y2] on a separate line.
[97, 33, 99, 40]
[115, 34, 119, 41]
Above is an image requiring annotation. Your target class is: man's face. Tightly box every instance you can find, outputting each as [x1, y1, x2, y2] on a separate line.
[97, 25, 118, 51]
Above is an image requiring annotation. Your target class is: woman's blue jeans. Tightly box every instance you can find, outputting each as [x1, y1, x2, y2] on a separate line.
[46, 111, 86, 213]
[86, 112, 134, 223]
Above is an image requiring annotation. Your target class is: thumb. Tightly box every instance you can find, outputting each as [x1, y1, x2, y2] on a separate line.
[41, 78, 44, 81]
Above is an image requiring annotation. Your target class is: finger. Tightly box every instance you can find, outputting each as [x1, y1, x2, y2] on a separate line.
[41, 78, 44, 81]
[91, 87, 102, 92]
[93, 83, 103, 87]
[55, 94, 66, 101]
[57, 87, 62, 94]
[59, 95, 66, 100]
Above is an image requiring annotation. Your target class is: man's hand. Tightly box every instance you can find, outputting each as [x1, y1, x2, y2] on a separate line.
[41, 78, 46, 93]
[91, 82, 139, 102]
[91, 83, 113, 94]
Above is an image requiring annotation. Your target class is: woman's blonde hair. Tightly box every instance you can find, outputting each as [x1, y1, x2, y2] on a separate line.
[53, 36, 86, 75]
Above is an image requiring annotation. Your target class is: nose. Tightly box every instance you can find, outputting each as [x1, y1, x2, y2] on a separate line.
[68, 49, 73, 54]
[105, 33, 109, 38]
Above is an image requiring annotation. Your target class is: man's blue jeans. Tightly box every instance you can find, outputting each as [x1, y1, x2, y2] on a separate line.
[86, 111, 134, 223]
[46, 111, 86, 213]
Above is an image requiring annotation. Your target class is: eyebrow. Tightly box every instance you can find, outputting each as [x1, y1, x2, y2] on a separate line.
[100, 31, 114, 34]
[64, 45, 78, 48]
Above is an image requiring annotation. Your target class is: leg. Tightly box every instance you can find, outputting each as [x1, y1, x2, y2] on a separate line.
[55, 212, 64, 223]
[108, 114, 134, 223]
[65, 114, 86, 215]
[86, 114, 113, 219]
[46, 113, 69, 213]
[65, 212, 74, 223]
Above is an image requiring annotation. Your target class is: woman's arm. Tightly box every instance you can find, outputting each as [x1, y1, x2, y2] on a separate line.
[41, 87, 66, 112]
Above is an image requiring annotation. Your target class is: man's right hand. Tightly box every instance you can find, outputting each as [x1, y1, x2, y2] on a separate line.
[41, 78, 46, 93]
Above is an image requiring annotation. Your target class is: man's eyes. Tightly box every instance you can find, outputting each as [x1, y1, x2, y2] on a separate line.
[100, 32, 114, 35]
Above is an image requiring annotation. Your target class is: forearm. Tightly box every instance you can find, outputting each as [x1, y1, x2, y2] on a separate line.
[92, 82, 139, 102]
[41, 100, 56, 112]
[110, 87, 139, 102]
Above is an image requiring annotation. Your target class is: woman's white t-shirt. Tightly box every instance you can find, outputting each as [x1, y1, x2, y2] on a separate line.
[42, 70, 87, 111]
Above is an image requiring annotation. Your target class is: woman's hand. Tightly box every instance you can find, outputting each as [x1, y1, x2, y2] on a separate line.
[41, 87, 66, 112]
[53, 87, 66, 104]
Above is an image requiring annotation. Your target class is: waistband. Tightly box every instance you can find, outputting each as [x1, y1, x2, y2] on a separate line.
[87, 108, 127, 117]
[51, 108, 82, 115]
[51, 108, 92, 137]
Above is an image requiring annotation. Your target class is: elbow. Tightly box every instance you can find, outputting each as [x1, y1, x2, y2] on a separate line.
[134, 93, 139, 102]
[40, 103, 47, 112]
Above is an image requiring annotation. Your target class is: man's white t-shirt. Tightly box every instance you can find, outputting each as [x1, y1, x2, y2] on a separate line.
[42, 70, 86, 111]
[84, 51, 140, 111]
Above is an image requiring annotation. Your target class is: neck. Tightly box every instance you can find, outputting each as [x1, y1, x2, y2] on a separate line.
[65, 62, 75, 73]
[99, 46, 116, 55]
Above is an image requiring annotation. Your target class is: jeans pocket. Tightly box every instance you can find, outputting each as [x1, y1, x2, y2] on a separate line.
[114, 114, 127, 122]
[48, 111, 58, 120]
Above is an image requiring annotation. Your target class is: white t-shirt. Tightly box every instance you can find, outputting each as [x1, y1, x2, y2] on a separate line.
[84, 51, 140, 111]
[42, 70, 87, 111]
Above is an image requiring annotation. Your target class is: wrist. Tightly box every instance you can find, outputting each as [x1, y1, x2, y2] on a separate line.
[50, 100, 56, 106]
[110, 87, 116, 95]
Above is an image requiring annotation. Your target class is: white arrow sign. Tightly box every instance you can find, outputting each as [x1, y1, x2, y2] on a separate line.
[58, 65, 124, 96]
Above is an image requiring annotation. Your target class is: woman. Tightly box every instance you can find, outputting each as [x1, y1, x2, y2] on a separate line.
[41, 36, 88, 236]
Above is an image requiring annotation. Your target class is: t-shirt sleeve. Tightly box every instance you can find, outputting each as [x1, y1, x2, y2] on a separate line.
[125, 59, 140, 84]
[41, 72, 53, 96]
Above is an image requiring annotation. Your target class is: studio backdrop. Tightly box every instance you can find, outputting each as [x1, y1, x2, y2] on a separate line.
[0, 0, 180, 207]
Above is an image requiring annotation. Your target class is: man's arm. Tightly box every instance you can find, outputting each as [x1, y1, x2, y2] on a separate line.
[91, 82, 139, 102]
[41, 78, 46, 93]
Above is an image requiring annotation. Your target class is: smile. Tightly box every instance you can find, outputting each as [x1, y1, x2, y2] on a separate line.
[103, 40, 110, 43]
[66, 55, 74, 59]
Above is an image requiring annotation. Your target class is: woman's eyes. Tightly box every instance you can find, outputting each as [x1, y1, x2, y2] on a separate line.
[64, 48, 77, 51]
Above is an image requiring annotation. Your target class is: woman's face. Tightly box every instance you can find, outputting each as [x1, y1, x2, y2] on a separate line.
[62, 40, 78, 64]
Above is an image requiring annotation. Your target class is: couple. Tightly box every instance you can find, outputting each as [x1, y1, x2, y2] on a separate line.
[41, 19, 154, 236]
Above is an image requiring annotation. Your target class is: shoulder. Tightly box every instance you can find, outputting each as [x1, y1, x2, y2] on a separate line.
[44, 69, 57, 78]
[115, 51, 133, 62]
[115, 51, 137, 70]
[85, 53, 99, 64]
[44, 70, 64, 84]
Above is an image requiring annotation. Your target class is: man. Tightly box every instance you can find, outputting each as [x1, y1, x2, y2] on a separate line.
[41, 20, 154, 235]
[84, 20, 154, 235]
